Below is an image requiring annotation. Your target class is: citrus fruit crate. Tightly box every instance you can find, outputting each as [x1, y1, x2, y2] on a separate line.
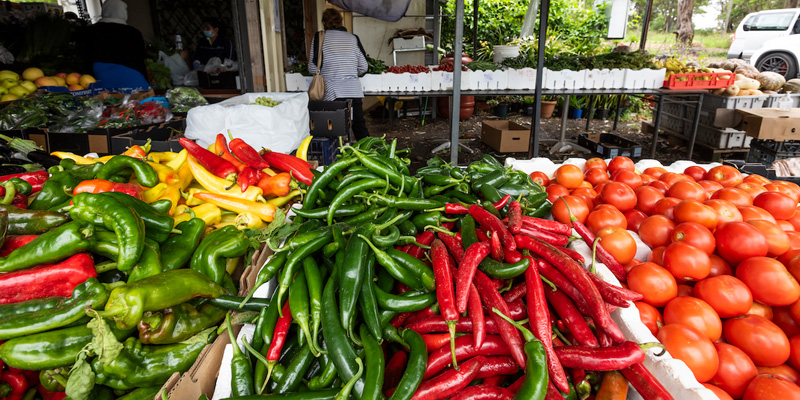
[662, 72, 735, 90]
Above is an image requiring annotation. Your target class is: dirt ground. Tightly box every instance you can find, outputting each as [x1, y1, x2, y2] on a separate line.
[365, 102, 689, 173]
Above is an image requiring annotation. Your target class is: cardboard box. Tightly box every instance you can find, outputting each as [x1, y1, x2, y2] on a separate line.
[45, 128, 124, 155]
[715, 108, 800, 141]
[481, 120, 530, 153]
[111, 119, 186, 154]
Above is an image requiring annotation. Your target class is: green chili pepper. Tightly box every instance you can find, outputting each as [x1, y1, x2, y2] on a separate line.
[242, 252, 288, 307]
[96, 155, 159, 188]
[481, 257, 531, 280]
[289, 269, 317, 355]
[482, 200, 503, 218]
[368, 194, 444, 211]
[293, 204, 366, 219]
[160, 218, 206, 272]
[149, 199, 173, 214]
[138, 300, 225, 345]
[361, 234, 424, 292]
[327, 178, 387, 225]
[227, 391, 339, 400]
[305, 157, 359, 209]
[115, 386, 162, 400]
[386, 249, 435, 292]
[0, 221, 94, 273]
[496, 183, 530, 197]
[0, 278, 109, 340]
[335, 170, 381, 191]
[372, 224, 401, 248]
[275, 233, 333, 313]
[58, 159, 103, 180]
[527, 200, 552, 218]
[226, 313, 255, 396]
[190, 225, 249, 284]
[342, 206, 389, 226]
[98, 269, 229, 330]
[0, 204, 68, 235]
[253, 297, 281, 391]
[100, 192, 174, 244]
[375, 268, 395, 293]
[397, 220, 417, 237]
[28, 171, 82, 211]
[127, 238, 163, 283]
[373, 286, 436, 312]
[389, 329, 427, 400]
[443, 189, 480, 205]
[380, 310, 407, 348]
[480, 184, 504, 204]
[411, 211, 457, 231]
[358, 254, 382, 342]
[321, 277, 364, 398]
[274, 343, 316, 395]
[514, 340, 549, 400]
[92, 327, 216, 390]
[308, 350, 337, 390]
[349, 149, 415, 194]
[70, 193, 144, 272]
[415, 166, 444, 176]
[340, 224, 376, 339]
[359, 325, 385, 400]
[303, 257, 324, 356]
[421, 174, 463, 187]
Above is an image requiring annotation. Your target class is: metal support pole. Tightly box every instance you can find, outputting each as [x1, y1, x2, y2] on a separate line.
[528, 0, 551, 159]
[650, 94, 665, 158]
[550, 94, 569, 155]
[450, 0, 465, 165]
[585, 95, 594, 131]
[473, 0, 479, 58]
[687, 93, 704, 160]
[612, 94, 624, 131]
[433, 0, 442, 65]
[640, 0, 655, 50]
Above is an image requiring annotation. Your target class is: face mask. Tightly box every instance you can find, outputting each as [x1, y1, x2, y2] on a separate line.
[203, 30, 214, 38]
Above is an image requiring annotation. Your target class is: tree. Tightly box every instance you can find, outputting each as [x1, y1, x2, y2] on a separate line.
[674, 0, 695, 46]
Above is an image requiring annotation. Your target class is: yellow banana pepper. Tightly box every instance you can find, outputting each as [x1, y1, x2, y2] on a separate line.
[296, 136, 313, 162]
[165, 149, 188, 170]
[142, 183, 168, 204]
[157, 185, 181, 215]
[266, 189, 303, 208]
[150, 151, 179, 164]
[192, 192, 276, 222]
[220, 213, 238, 223]
[173, 203, 222, 227]
[236, 212, 267, 229]
[177, 163, 193, 190]
[147, 162, 180, 185]
[122, 143, 149, 159]
[183, 188, 206, 206]
[186, 156, 263, 202]
[50, 152, 111, 164]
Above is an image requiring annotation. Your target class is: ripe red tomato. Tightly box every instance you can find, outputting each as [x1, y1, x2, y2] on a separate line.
[652, 197, 681, 219]
[754, 191, 798, 221]
[570, 187, 598, 210]
[640, 174, 656, 186]
[664, 296, 722, 341]
[625, 210, 648, 232]
[673, 200, 719, 230]
[773, 306, 800, 337]
[779, 220, 796, 232]
[791, 336, 800, 372]
[583, 167, 609, 187]
[635, 301, 663, 336]
[624, 258, 643, 274]
[607, 156, 634, 176]
[737, 182, 768, 198]
[748, 302, 774, 321]
[709, 342, 758, 399]
[736, 257, 800, 307]
[635, 186, 665, 215]
[627, 262, 678, 307]
[596, 226, 637, 265]
[704, 384, 734, 400]
[668, 180, 708, 201]
[712, 187, 753, 207]
[704, 199, 744, 228]
[684, 165, 708, 181]
[708, 254, 732, 277]
[612, 169, 643, 190]
[743, 374, 800, 400]
[638, 215, 676, 249]
[663, 241, 711, 281]
[599, 181, 637, 212]
[648, 180, 671, 195]
[788, 231, 800, 251]
[694, 275, 754, 318]
[715, 222, 769, 265]
[707, 165, 744, 188]
[792, 299, 800, 326]
[740, 205, 778, 224]
[789, 211, 800, 231]
[554, 164, 584, 189]
[648, 246, 666, 264]
[671, 222, 716, 256]
[748, 219, 791, 258]
[551, 195, 589, 227]
[744, 174, 772, 185]
[660, 172, 694, 187]
[657, 323, 719, 382]
[768, 181, 800, 204]
[756, 365, 800, 385]
[529, 171, 550, 187]
[643, 166, 668, 179]
[780, 249, 800, 266]
[677, 283, 694, 297]
[546, 184, 570, 204]
[698, 180, 725, 195]
[725, 315, 791, 367]
[586, 207, 627, 234]
[584, 157, 607, 171]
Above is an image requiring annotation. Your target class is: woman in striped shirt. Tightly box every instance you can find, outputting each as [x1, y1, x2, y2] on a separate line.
[309, 9, 370, 140]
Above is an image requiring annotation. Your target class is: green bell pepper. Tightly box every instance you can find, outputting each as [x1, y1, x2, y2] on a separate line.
[189, 225, 249, 284]
[95, 155, 159, 188]
[160, 218, 206, 272]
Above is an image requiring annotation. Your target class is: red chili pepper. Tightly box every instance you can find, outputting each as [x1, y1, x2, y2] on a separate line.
[507, 375, 526, 394]
[502, 300, 526, 320]
[508, 201, 523, 234]
[229, 138, 270, 170]
[523, 257, 570, 393]
[521, 216, 572, 235]
[544, 285, 599, 348]
[555, 341, 660, 370]
[504, 249, 522, 264]
[475, 356, 519, 379]
[596, 327, 614, 348]
[0, 236, 37, 257]
[444, 203, 469, 214]
[406, 315, 500, 335]
[0, 253, 96, 305]
[573, 220, 626, 281]
[179, 138, 239, 180]
[502, 282, 527, 303]
[469, 204, 516, 252]
[455, 242, 491, 313]
[516, 235, 625, 343]
[442, 221, 455, 230]
[215, 134, 247, 172]
[261, 151, 314, 186]
[396, 282, 413, 294]
[11, 194, 26, 209]
[391, 312, 412, 328]
[490, 231, 504, 261]
[475, 228, 490, 243]
[431, 239, 459, 368]
[493, 195, 512, 210]
[38, 384, 67, 400]
[536, 259, 595, 317]
[235, 166, 256, 193]
[384, 350, 408, 392]
[403, 306, 438, 326]
[473, 271, 526, 369]
[519, 225, 570, 246]
[407, 231, 435, 260]
[558, 246, 586, 265]
[0, 171, 48, 193]
[468, 284, 486, 350]
[620, 363, 674, 400]
[412, 356, 485, 400]
[546, 381, 565, 400]
[438, 231, 464, 263]
[424, 334, 510, 379]
[421, 333, 452, 353]
[0, 371, 28, 400]
[588, 272, 642, 307]
[267, 301, 292, 362]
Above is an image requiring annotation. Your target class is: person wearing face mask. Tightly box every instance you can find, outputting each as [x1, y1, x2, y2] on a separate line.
[193, 18, 236, 68]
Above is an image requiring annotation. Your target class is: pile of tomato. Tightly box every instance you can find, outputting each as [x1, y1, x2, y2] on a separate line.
[432, 62, 468, 72]
[385, 65, 431, 74]
[535, 157, 800, 400]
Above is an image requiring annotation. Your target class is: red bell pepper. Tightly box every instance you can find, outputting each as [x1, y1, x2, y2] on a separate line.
[0, 253, 96, 305]
[0, 171, 48, 193]
[179, 138, 239, 180]
[0, 236, 38, 257]
[37, 384, 66, 400]
[229, 138, 270, 170]
[72, 179, 144, 200]
[261, 151, 314, 186]
[0, 370, 28, 400]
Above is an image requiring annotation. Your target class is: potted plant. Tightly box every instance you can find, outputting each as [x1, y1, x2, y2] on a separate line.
[523, 96, 535, 115]
[595, 95, 614, 120]
[508, 96, 523, 113]
[540, 95, 557, 118]
[487, 98, 509, 118]
[568, 96, 585, 119]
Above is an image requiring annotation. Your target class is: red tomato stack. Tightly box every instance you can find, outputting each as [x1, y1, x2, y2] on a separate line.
[540, 157, 800, 400]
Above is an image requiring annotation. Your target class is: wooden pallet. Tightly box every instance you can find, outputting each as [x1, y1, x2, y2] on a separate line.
[641, 122, 750, 163]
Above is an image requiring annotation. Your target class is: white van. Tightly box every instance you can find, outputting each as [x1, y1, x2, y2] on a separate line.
[728, 8, 800, 61]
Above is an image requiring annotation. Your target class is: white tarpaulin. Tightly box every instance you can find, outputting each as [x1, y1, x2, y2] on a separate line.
[185, 92, 310, 154]
[327, 0, 412, 22]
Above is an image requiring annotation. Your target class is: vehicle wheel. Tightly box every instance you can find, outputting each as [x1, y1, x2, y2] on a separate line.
[756, 52, 798, 78]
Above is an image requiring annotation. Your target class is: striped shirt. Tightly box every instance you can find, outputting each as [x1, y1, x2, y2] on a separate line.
[308, 29, 368, 101]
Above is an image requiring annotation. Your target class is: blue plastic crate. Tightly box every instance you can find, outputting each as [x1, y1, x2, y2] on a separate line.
[307, 137, 340, 166]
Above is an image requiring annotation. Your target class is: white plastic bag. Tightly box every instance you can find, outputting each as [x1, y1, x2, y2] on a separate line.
[185, 92, 310, 154]
[158, 50, 191, 85]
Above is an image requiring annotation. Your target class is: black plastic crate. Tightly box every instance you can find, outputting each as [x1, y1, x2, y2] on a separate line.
[750, 139, 800, 153]
[306, 137, 340, 166]
[577, 133, 643, 159]
[725, 160, 800, 185]
[309, 100, 351, 137]
[747, 141, 800, 164]
[0, 129, 27, 140]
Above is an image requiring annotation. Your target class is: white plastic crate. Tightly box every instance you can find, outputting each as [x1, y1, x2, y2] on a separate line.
[506, 68, 538, 90]
[467, 69, 509, 90]
[584, 69, 626, 89]
[765, 93, 800, 108]
[744, 135, 753, 148]
[359, 74, 382, 93]
[695, 124, 747, 148]
[382, 72, 432, 92]
[702, 93, 769, 111]
[543, 68, 585, 90]
[623, 68, 666, 89]
[429, 70, 470, 91]
[284, 73, 311, 92]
